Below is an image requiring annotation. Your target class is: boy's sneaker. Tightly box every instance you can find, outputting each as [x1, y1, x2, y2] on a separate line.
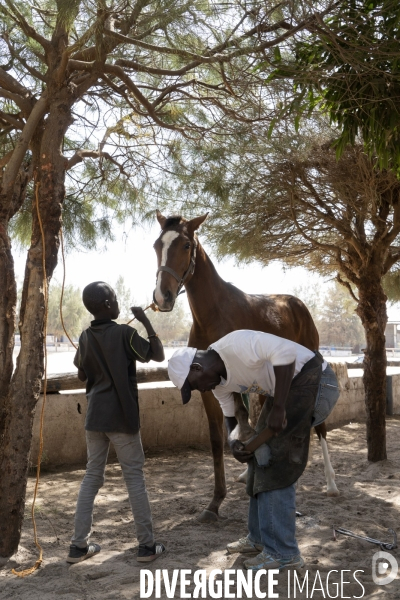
[137, 542, 166, 562]
[244, 550, 305, 573]
[226, 537, 263, 554]
[67, 543, 101, 563]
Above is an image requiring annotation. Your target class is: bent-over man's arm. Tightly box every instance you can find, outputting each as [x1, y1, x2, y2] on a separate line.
[268, 361, 295, 434]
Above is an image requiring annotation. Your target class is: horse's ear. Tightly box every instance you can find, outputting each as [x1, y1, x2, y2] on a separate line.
[187, 213, 208, 234]
[156, 209, 167, 229]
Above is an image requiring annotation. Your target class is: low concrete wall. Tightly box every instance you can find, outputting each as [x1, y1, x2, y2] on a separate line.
[31, 386, 211, 468]
[390, 374, 400, 414]
[325, 363, 367, 428]
[31, 364, 400, 467]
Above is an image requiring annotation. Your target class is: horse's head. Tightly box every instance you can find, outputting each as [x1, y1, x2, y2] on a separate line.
[153, 210, 208, 311]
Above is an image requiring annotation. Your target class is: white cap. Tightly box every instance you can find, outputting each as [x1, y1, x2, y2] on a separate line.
[168, 346, 197, 403]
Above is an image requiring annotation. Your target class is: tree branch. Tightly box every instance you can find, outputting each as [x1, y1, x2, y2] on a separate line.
[383, 191, 400, 246]
[0, 88, 32, 116]
[289, 192, 344, 255]
[3, 0, 51, 51]
[0, 67, 32, 101]
[1, 94, 47, 196]
[65, 149, 128, 176]
[0, 110, 24, 129]
[2, 33, 47, 82]
[336, 273, 359, 303]
[115, 57, 201, 77]
[383, 252, 400, 274]
[103, 16, 313, 66]
[0, 150, 14, 168]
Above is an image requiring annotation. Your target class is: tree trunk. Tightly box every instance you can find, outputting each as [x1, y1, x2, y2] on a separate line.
[0, 220, 17, 444]
[356, 275, 388, 462]
[0, 98, 72, 558]
[0, 158, 34, 456]
[0, 222, 16, 401]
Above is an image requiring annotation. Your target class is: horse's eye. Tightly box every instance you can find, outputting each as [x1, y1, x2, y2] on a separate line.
[184, 243, 191, 250]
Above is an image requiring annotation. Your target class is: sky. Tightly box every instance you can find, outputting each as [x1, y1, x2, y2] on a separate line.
[12, 219, 400, 321]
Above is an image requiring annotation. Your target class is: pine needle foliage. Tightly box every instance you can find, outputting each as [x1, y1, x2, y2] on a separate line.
[264, 0, 400, 171]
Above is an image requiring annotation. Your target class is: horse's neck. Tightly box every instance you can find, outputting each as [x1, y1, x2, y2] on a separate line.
[185, 242, 233, 326]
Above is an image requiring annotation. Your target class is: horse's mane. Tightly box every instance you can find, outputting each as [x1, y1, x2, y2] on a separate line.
[164, 215, 184, 228]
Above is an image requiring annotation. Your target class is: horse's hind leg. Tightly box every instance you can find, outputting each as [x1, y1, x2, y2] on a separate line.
[197, 391, 227, 522]
[314, 422, 340, 497]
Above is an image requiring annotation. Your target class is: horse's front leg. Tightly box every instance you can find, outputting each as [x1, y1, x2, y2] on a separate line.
[230, 392, 255, 443]
[237, 394, 266, 485]
[314, 422, 340, 497]
[197, 391, 227, 522]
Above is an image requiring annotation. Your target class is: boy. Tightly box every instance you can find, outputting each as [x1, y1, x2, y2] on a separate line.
[67, 281, 166, 564]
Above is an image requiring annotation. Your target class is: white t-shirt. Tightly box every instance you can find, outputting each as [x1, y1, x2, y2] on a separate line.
[209, 330, 326, 418]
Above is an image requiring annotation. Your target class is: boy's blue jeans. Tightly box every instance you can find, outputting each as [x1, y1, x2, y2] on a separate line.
[248, 484, 299, 559]
[71, 430, 154, 548]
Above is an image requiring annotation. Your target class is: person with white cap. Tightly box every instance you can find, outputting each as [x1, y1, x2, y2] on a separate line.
[168, 329, 339, 574]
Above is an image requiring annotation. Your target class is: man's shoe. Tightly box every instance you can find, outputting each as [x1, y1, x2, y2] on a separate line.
[226, 537, 263, 554]
[67, 543, 101, 563]
[137, 542, 166, 562]
[244, 550, 305, 573]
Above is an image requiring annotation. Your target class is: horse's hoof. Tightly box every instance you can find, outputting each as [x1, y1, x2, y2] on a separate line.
[236, 469, 248, 484]
[197, 509, 219, 523]
[327, 488, 340, 497]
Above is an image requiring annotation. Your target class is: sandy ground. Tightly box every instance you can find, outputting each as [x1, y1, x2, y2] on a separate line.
[1, 420, 399, 600]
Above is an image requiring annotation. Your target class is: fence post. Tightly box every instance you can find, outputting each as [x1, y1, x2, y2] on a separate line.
[386, 375, 393, 416]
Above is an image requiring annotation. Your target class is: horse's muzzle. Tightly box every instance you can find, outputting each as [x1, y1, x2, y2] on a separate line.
[152, 288, 175, 312]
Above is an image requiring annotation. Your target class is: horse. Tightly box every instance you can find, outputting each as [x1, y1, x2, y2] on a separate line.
[153, 211, 339, 522]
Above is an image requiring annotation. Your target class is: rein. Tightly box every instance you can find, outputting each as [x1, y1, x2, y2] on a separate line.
[156, 237, 197, 297]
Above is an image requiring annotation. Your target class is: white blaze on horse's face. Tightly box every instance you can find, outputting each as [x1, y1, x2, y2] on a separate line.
[154, 231, 180, 308]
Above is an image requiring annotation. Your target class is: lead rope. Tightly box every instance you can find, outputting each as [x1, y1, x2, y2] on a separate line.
[12, 190, 159, 577]
[12, 181, 48, 577]
[126, 303, 158, 325]
[59, 229, 77, 350]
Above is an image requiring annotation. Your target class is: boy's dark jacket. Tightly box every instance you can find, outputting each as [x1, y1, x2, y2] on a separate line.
[74, 319, 152, 433]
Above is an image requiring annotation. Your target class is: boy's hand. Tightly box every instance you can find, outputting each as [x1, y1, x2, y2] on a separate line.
[130, 307, 148, 323]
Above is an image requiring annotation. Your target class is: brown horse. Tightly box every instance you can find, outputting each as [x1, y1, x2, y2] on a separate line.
[153, 211, 339, 522]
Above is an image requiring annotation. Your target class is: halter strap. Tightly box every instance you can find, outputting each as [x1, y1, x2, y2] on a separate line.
[156, 238, 197, 296]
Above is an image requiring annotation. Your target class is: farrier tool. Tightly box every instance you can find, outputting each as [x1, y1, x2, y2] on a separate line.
[333, 527, 397, 551]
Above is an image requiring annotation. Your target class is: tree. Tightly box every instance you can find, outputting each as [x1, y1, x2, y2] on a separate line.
[114, 275, 136, 321]
[1, 0, 339, 557]
[382, 268, 400, 304]
[47, 283, 88, 342]
[135, 298, 192, 344]
[294, 282, 365, 348]
[165, 122, 400, 461]
[268, 0, 400, 170]
[320, 284, 365, 349]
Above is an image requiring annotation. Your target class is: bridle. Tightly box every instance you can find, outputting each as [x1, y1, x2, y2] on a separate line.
[156, 236, 197, 299]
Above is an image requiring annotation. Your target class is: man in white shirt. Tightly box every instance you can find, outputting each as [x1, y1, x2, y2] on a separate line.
[168, 330, 339, 574]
